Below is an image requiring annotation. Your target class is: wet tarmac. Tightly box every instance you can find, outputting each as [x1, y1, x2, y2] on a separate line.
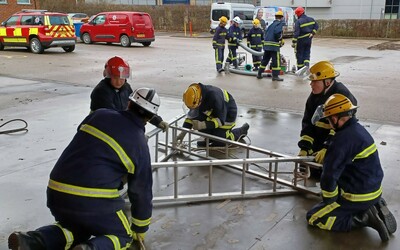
[1, 35, 400, 249]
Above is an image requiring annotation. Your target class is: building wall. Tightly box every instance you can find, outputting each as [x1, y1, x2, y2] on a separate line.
[0, 0, 40, 22]
[258, 0, 386, 19]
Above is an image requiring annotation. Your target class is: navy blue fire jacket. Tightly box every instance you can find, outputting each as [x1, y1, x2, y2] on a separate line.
[320, 118, 383, 204]
[183, 83, 237, 130]
[299, 81, 357, 152]
[47, 108, 153, 233]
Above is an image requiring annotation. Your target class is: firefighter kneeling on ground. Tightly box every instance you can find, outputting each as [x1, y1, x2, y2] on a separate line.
[8, 88, 160, 250]
[176, 83, 249, 147]
[306, 94, 397, 242]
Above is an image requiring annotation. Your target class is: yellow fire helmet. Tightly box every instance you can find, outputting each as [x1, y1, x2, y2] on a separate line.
[252, 19, 260, 26]
[323, 94, 358, 118]
[219, 16, 228, 24]
[183, 83, 202, 109]
[275, 10, 284, 17]
[308, 61, 340, 81]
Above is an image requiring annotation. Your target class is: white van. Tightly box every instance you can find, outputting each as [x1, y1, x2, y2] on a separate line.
[210, 2, 255, 37]
[254, 6, 295, 37]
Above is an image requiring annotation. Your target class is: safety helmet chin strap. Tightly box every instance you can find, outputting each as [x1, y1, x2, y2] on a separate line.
[323, 78, 335, 93]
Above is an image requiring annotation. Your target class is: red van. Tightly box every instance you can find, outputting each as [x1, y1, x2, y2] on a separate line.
[79, 11, 155, 47]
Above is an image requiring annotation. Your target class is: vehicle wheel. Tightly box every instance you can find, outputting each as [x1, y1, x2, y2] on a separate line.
[30, 38, 44, 54]
[81, 33, 92, 44]
[62, 45, 75, 52]
[120, 35, 131, 47]
[142, 42, 151, 47]
[0, 42, 4, 51]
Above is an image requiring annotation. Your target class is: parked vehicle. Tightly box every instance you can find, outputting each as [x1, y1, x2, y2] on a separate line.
[254, 6, 295, 37]
[210, 2, 255, 37]
[0, 9, 76, 54]
[79, 11, 155, 47]
[68, 13, 89, 23]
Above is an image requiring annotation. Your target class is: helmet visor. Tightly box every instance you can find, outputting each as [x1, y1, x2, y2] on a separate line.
[311, 104, 324, 125]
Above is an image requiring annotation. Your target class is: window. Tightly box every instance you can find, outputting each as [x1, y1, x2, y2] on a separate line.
[93, 15, 106, 25]
[21, 16, 34, 25]
[0, 0, 7, 4]
[385, 0, 400, 19]
[4, 16, 19, 26]
[49, 15, 70, 25]
[212, 10, 230, 21]
[233, 11, 254, 21]
[17, 0, 30, 4]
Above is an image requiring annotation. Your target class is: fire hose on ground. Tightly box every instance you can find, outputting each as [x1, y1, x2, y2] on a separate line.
[0, 119, 28, 135]
[229, 41, 287, 77]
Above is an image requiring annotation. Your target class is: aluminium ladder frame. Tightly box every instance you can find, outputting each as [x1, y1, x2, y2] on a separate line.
[135, 114, 322, 206]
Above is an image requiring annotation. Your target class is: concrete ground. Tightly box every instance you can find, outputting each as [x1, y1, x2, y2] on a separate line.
[0, 34, 399, 249]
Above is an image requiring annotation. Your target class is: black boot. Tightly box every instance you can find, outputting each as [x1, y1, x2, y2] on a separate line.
[352, 206, 390, 242]
[257, 68, 263, 79]
[8, 231, 46, 250]
[239, 123, 250, 139]
[375, 197, 397, 234]
[272, 75, 284, 81]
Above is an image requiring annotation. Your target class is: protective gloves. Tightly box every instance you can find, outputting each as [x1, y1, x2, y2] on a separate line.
[132, 232, 146, 242]
[298, 149, 313, 156]
[309, 33, 314, 38]
[291, 43, 296, 49]
[313, 148, 327, 164]
[176, 131, 187, 144]
[157, 121, 169, 132]
[192, 120, 207, 130]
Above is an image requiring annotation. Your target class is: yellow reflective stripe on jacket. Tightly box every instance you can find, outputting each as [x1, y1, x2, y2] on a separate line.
[117, 210, 133, 237]
[80, 124, 135, 174]
[48, 179, 120, 198]
[316, 216, 336, 230]
[298, 33, 311, 39]
[329, 129, 335, 136]
[341, 186, 382, 202]
[105, 235, 121, 250]
[309, 202, 340, 225]
[301, 135, 314, 144]
[353, 143, 377, 161]
[223, 89, 229, 102]
[315, 121, 331, 130]
[300, 21, 316, 28]
[263, 41, 280, 46]
[54, 223, 74, 250]
[131, 217, 152, 228]
[322, 186, 338, 198]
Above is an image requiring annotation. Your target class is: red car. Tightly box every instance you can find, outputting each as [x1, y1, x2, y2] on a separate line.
[80, 11, 155, 47]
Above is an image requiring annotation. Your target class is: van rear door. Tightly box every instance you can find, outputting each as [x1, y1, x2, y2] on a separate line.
[131, 13, 154, 40]
[210, 7, 230, 32]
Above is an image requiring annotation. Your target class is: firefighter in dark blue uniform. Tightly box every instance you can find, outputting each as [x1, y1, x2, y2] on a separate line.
[90, 56, 168, 132]
[176, 83, 249, 147]
[225, 16, 243, 70]
[292, 7, 319, 70]
[298, 61, 357, 171]
[306, 94, 397, 242]
[212, 16, 228, 73]
[8, 88, 161, 250]
[247, 19, 264, 71]
[257, 11, 285, 81]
